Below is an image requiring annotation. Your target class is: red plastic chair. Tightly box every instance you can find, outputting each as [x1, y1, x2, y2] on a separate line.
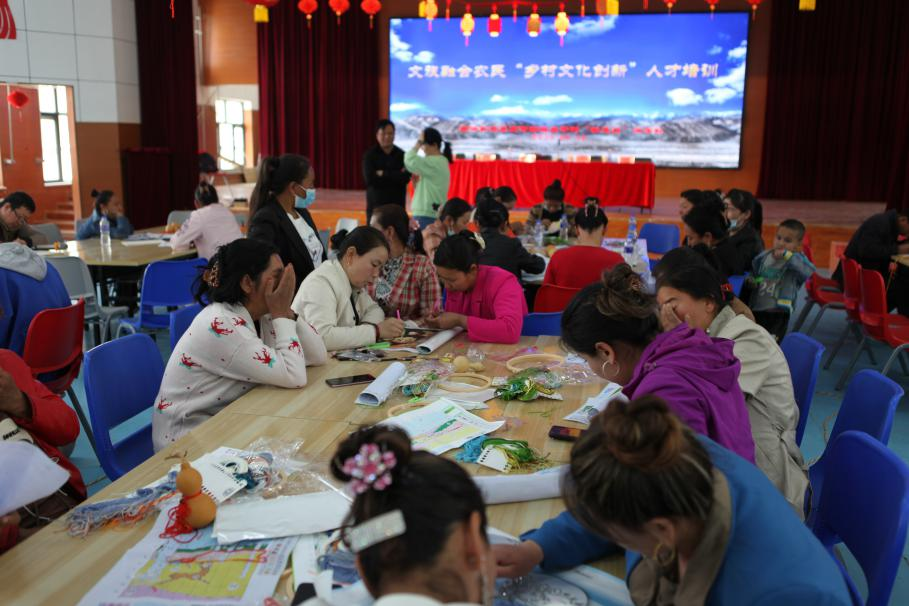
[22, 299, 94, 452]
[792, 232, 844, 334]
[823, 258, 877, 369]
[836, 269, 909, 390]
[534, 284, 581, 313]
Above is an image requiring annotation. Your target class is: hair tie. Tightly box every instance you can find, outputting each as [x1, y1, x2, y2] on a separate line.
[203, 260, 221, 288]
[406, 230, 416, 249]
[342, 443, 397, 494]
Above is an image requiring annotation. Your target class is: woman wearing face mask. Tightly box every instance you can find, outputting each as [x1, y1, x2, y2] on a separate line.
[405, 127, 453, 230]
[294, 226, 405, 351]
[248, 154, 326, 289]
[422, 197, 472, 261]
[302, 425, 494, 606]
[562, 396, 851, 606]
[723, 189, 764, 276]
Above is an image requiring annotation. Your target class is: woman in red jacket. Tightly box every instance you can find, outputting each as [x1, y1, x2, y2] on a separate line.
[543, 205, 623, 289]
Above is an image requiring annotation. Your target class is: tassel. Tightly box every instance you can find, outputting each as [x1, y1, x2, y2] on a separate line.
[254, 4, 270, 22]
[799, 0, 815, 10]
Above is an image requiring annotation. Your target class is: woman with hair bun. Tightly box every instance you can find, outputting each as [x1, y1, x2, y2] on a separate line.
[368, 204, 441, 321]
[169, 182, 243, 261]
[526, 179, 576, 235]
[301, 425, 492, 605]
[474, 198, 544, 280]
[76, 189, 134, 240]
[558, 396, 850, 605]
[405, 127, 453, 230]
[542, 205, 623, 288]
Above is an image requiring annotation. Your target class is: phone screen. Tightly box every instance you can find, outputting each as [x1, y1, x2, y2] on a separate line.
[325, 374, 376, 388]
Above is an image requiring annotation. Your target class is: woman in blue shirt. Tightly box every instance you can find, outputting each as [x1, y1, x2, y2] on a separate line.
[76, 189, 134, 240]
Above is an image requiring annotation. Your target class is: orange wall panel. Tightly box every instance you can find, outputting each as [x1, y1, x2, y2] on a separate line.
[73, 122, 141, 218]
[200, 0, 259, 85]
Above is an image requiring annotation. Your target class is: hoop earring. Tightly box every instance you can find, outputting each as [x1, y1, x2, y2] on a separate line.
[652, 542, 677, 567]
[600, 360, 621, 380]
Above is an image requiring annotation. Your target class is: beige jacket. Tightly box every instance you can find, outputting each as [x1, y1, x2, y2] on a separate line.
[294, 258, 385, 351]
[709, 305, 808, 514]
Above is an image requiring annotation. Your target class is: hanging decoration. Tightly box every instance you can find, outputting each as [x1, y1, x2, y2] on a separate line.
[662, 0, 674, 14]
[461, 3, 475, 45]
[799, 0, 815, 10]
[361, 0, 381, 28]
[170, 0, 175, 19]
[329, 0, 350, 24]
[579, 0, 585, 17]
[643, 0, 648, 10]
[554, 3, 569, 46]
[446, 0, 452, 19]
[6, 90, 28, 109]
[512, 1, 518, 22]
[596, 0, 619, 16]
[298, 0, 318, 27]
[746, 0, 762, 19]
[0, 0, 17, 39]
[425, 0, 438, 30]
[705, 0, 719, 18]
[527, 5, 541, 37]
[245, 0, 280, 23]
[488, 4, 501, 37]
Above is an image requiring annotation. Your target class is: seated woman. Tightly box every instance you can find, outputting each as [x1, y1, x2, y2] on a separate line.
[294, 227, 405, 351]
[368, 204, 441, 322]
[556, 396, 851, 605]
[475, 198, 544, 280]
[655, 250, 808, 514]
[302, 425, 492, 606]
[543, 205, 623, 289]
[682, 205, 739, 280]
[76, 189, 134, 240]
[724, 189, 765, 276]
[170, 182, 243, 261]
[423, 197, 472, 260]
[426, 232, 526, 344]
[495, 185, 525, 236]
[152, 239, 326, 450]
[527, 179, 576, 235]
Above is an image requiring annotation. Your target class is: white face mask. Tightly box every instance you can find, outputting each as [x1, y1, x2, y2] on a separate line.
[728, 219, 738, 231]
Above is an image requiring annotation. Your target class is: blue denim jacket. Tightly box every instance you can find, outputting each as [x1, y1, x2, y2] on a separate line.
[76, 209, 134, 241]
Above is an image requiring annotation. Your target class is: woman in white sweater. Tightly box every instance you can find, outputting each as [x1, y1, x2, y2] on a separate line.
[152, 238, 327, 451]
[294, 226, 405, 351]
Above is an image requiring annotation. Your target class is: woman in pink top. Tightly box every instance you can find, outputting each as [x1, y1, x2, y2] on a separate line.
[170, 182, 243, 261]
[426, 232, 527, 343]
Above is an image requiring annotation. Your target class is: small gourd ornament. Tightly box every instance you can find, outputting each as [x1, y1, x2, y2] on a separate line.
[161, 459, 217, 537]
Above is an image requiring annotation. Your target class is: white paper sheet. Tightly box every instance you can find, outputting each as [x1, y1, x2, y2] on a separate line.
[416, 327, 462, 353]
[382, 398, 504, 455]
[146, 446, 250, 504]
[355, 361, 407, 406]
[213, 491, 350, 545]
[0, 441, 69, 517]
[473, 465, 566, 505]
[423, 384, 497, 405]
[564, 382, 627, 425]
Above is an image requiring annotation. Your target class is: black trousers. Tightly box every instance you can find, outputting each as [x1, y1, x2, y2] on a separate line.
[753, 309, 791, 343]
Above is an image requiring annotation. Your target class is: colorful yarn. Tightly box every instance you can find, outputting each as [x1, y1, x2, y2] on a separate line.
[66, 472, 177, 537]
[455, 435, 488, 463]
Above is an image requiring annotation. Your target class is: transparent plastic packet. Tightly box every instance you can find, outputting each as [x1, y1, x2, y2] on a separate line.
[398, 359, 453, 398]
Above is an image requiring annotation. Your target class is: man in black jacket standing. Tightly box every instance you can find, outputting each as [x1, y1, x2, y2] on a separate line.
[363, 119, 411, 224]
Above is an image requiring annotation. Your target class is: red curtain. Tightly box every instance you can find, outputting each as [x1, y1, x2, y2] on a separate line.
[758, 1, 909, 211]
[131, 0, 198, 229]
[257, 3, 378, 189]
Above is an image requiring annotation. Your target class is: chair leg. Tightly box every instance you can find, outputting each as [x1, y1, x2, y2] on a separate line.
[805, 305, 828, 337]
[863, 341, 878, 365]
[65, 387, 97, 455]
[116, 322, 136, 338]
[836, 336, 867, 391]
[792, 300, 815, 333]
[823, 321, 852, 369]
[882, 344, 909, 377]
[900, 350, 909, 376]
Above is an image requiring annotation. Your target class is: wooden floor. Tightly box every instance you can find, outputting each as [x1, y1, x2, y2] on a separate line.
[305, 191, 880, 271]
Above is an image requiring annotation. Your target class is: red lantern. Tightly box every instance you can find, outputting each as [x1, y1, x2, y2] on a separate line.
[746, 0, 762, 19]
[245, 0, 280, 23]
[446, 0, 452, 19]
[298, 0, 318, 27]
[527, 5, 541, 37]
[360, 0, 381, 28]
[329, 0, 350, 24]
[554, 3, 570, 46]
[662, 0, 673, 14]
[424, 0, 438, 30]
[461, 4, 475, 45]
[596, 0, 619, 15]
[512, 1, 517, 22]
[488, 5, 502, 37]
[6, 90, 28, 109]
[705, 0, 719, 17]
[580, 0, 586, 17]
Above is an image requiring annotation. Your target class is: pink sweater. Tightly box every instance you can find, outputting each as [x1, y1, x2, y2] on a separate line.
[444, 265, 527, 343]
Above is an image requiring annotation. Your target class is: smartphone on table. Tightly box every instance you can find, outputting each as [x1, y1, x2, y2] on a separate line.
[548, 425, 584, 442]
[325, 374, 376, 388]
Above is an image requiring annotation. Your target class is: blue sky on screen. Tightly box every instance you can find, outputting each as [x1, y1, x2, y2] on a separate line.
[389, 13, 749, 119]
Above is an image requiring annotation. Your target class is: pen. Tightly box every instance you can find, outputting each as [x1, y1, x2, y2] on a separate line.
[396, 309, 401, 320]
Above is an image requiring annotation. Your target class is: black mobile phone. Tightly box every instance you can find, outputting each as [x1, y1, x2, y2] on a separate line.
[325, 374, 376, 388]
[549, 425, 584, 442]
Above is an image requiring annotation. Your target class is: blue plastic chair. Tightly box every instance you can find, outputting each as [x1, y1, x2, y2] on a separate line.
[780, 333, 825, 445]
[83, 333, 165, 480]
[638, 223, 680, 256]
[727, 274, 747, 297]
[810, 431, 909, 606]
[117, 258, 207, 337]
[807, 369, 903, 519]
[169, 303, 204, 350]
[521, 312, 562, 336]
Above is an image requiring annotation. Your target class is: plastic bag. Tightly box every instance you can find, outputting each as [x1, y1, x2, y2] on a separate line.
[494, 368, 563, 402]
[398, 359, 452, 398]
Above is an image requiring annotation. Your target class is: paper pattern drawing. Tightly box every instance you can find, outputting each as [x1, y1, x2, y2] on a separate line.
[383, 399, 504, 455]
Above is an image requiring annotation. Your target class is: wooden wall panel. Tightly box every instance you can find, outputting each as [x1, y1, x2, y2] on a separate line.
[200, 0, 259, 85]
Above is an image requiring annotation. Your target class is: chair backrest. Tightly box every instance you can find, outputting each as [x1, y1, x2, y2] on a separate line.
[841, 257, 862, 317]
[22, 299, 85, 380]
[166, 210, 193, 226]
[829, 369, 903, 447]
[140, 258, 208, 309]
[335, 218, 359, 234]
[521, 312, 562, 336]
[31, 222, 64, 243]
[83, 333, 164, 480]
[811, 431, 909, 606]
[859, 268, 890, 341]
[534, 284, 581, 313]
[234, 212, 248, 227]
[638, 223, 680, 256]
[727, 274, 747, 297]
[169, 303, 203, 350]
[780, 333, 824, 445]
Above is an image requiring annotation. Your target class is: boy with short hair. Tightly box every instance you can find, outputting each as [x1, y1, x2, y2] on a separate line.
[749, 219, 816, 341]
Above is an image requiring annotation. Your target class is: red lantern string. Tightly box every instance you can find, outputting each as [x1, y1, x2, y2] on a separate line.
[361, 0, 381, 29]
[746, 0, 762, 20]
[512, 1, 518, 22]
[706, 0, 719, 19]
[298, 0, 318, 28]
[446, 0, 452, 19]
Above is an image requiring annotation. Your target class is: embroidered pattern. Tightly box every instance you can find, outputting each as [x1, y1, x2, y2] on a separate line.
[253, 348, 275, 368]
[156, 397, 174, 412]
[289, 339, 302, 355]
[208, 318, 233, 337]
[179, 354, 201, 369]
[232, 317, 248, 328]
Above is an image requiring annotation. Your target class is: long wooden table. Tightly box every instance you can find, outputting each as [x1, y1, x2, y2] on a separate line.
[38, 228, 195, 268]
[0, 335, 623, 604]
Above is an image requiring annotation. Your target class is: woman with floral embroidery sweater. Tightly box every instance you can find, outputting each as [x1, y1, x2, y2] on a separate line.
[152, 239, 327, 451]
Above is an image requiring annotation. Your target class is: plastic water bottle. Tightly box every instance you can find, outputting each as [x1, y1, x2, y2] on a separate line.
[534, 220, 544, 248]
[628, 213, 638, 244]
[624, 214, 637, 262]
[559, 215, 570, 241]
[99, 215, 111, 249]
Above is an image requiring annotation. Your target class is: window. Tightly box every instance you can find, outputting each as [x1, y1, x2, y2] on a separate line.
[38, 85, 73, 184]
[215, 99, 250, 170]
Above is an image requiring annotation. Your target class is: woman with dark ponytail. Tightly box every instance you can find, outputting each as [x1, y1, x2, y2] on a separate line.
[248, 155, 326, 289]
[76, 189, 134, 240]
[543, 205, 623, 288]
[405, 127, 452, 230]
[474, 198, 544, 280]
[367, 204, 441, 321]
[723, 189, 765, 275]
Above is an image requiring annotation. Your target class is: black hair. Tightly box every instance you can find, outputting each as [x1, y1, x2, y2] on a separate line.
[2, 191, 36, 213]
[433, 231, 483, 272]
[439, 197, 472, 222]
[330, 225, 389, 259]
[194, 182, 219, 206]
[654, 248, 728, 311]
[575, 204, 608, 232]
[543, 179, 565, 203]
[680, 189, 703, 206]
[198, 152, 218, 174]
[474, 186, 496, 207]
[474, 198, 509, 230]
[422, 127, 453, 164]
[725, 189, 763, 233]
[681, 189, 725, 216]
[331, 425, 487, 596]
[494, 186, 517, 205]
[683, 205, 728, 242]
[778, 219, 806, 240]
[91, 189, 114, 214]
[376, 118, 395, 133]
[372, 204, 426, 255]
[561, 264, 660, 356]
[249, 154, 312, 216]
[194, 238, 278, 305]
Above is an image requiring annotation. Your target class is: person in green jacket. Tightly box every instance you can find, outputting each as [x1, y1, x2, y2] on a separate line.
[404, 127, 452, 230]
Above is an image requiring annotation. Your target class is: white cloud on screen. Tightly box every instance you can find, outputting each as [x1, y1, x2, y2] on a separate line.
[413, 51, 435, 63]
[705, 87, 737, 104]
[532, 94, 573, 106]
[490, 94, 508, 103]
[390, 102, 423, 112]
[390, 30, 434, 63]
[727, 40, 748, 61]
[540, 16, 617, 38]
[666, 88, 703, 106]
[711, 63, 745, 93]
[708, 45, 723, 55]
[481, 105, 529, 116]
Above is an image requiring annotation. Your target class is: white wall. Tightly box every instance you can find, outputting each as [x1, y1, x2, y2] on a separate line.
[0, 0, 139, 123]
